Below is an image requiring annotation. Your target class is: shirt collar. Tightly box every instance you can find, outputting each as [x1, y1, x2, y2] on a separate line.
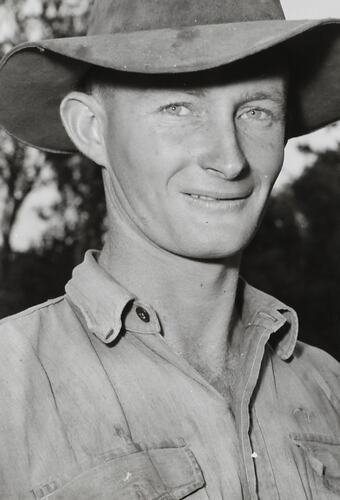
[239, 279, 298, 360]
[65, 250, 161, 343]
[65, 250, 298, 359]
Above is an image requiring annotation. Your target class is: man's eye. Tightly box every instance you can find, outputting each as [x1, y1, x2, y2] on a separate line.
[161, 103, 191, 116]
[239, 108, 272, 122]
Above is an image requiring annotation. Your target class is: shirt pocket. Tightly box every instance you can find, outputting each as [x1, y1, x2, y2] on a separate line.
[33, 445, 206, 500]
[290, 433, 340, 498]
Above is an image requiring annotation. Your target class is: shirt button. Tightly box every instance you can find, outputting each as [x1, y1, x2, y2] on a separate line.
[136, 306, 150, 323]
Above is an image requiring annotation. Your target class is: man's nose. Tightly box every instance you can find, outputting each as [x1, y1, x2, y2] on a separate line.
[198, 123, 249, 180]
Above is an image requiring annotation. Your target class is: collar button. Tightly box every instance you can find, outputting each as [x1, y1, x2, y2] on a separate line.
[136, 306, 150, 323]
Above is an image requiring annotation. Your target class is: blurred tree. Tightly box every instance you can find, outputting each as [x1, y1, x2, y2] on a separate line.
[0, 0, 105, 314]
[0, 136, 45, 279]
[243, 145, 340, 360]
[43, 152, 106, 263]
[0, 0, 92, 257]
[0, 0, 91, 52]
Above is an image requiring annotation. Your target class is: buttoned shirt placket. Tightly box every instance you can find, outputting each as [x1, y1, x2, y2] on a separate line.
[87, 292, 293, 500]
[234, 310, 288, 499]
[64, 251, 305, 499]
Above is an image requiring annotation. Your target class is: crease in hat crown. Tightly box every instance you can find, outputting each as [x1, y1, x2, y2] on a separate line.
[87, 0, 286, 35]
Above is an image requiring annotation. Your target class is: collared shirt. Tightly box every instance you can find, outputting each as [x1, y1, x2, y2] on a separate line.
[0, 250, 339, 499]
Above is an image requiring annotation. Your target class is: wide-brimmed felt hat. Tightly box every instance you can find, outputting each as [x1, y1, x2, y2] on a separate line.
[0, 0, 340, 154]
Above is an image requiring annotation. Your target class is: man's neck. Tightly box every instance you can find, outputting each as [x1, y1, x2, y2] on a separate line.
[99, 212, 242, 374]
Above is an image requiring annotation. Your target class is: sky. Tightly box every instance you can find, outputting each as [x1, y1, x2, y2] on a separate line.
[8, 0, 340, 250]
[283, 0, 340, 19]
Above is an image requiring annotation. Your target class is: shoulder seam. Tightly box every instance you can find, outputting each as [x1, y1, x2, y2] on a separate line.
[0, 295, 66, 325]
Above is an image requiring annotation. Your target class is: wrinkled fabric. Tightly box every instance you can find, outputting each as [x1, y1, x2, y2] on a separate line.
[0, 250, 339, 499]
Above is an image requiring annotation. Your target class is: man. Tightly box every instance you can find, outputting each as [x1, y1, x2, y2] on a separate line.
[0, 0, 339, 498]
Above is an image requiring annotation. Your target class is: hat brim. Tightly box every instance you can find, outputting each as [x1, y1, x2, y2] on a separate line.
[0, 18, 340, 153]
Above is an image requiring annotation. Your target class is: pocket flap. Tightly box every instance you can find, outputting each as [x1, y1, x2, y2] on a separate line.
[35, 445, 205, 500]
[290, 433, 340, 494]
[148, 446, 205, 498]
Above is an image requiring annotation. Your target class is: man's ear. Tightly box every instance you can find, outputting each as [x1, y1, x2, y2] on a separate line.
[60, 91, 108, 166]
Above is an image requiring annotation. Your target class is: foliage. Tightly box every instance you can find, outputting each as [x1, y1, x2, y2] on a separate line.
[0, 0, 91, 52]
[0, 0, 102, 284]
[242, 147, 340, 360]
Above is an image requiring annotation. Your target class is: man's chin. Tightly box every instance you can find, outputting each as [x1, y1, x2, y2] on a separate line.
[171, 240, 246, 262]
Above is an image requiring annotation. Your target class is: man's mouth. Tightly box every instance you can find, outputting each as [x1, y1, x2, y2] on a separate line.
[189, 194, 226, 201]
[187, 193, 245, 201]
[183, 189, 253, 202]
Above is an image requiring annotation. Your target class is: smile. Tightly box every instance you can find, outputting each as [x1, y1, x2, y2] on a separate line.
[181, 188, 253, 211]
[190, 194, 229, 201]
[184, 189, 252, 201]
[187, 193, 246, 201]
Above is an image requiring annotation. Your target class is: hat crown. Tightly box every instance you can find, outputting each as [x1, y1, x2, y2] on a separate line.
[88, 0, 285, 35]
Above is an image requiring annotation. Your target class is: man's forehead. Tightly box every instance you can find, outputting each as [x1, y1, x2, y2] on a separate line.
[106, 72, 287, 105]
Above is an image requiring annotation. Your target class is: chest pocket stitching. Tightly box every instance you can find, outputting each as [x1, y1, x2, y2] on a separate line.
[148, 446, 205, 498]
[32, 445, 206, 500]
[290, 433, 340, 494]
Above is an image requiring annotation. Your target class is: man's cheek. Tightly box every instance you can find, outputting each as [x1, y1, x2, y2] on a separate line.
[240, 125, 285, 152]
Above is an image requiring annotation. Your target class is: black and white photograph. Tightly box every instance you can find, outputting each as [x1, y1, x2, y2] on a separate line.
[0, 0, 339, 498]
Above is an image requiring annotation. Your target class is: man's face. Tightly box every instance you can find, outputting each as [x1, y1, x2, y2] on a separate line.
[99, 65, 287, 259]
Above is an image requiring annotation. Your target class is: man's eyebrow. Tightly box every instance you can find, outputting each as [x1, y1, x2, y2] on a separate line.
[143, 87, 207, 98]
[183, 88, 207, 97]
[238, 90, 287, 105]
[157, 87, 207, 97]
[167, 88, 286, 100]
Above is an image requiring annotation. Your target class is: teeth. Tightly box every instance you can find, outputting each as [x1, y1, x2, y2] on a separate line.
[190, 194, 217, 201]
